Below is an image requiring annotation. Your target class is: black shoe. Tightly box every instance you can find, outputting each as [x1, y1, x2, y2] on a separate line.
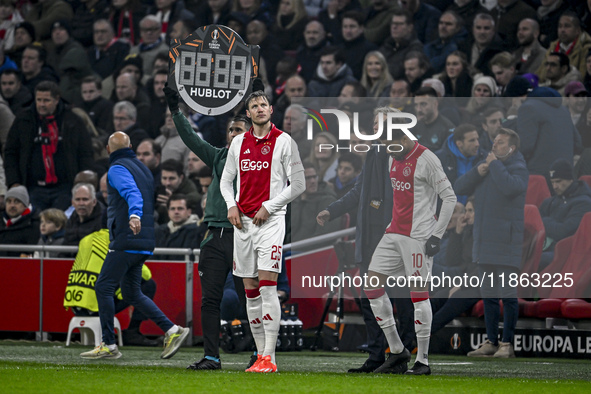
[187, 357, 222, 370]
[246, 354, 258, 369]
[122, 329, 159, 347]
[347, 359, 383, 373]
[405, 361, 431, 375]
[373, 348, 411, 374]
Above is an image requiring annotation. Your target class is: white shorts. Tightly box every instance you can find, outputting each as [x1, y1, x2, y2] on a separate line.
[233, 214, 285, 278]
[368, 233, 432, 281]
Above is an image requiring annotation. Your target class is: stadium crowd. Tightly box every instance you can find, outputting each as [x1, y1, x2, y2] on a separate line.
[1, 0, 591, 366]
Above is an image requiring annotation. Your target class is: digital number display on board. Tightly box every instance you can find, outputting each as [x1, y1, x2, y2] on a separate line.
[168, 25, 260, 116]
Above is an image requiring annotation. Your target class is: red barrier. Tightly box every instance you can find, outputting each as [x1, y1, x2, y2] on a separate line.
[0, 258, 40, 332]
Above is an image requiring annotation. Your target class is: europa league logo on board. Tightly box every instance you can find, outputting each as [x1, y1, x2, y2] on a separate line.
[168, 25, 260, 116]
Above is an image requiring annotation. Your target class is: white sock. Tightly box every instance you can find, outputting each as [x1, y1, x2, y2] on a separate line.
[412, 297, 432, 365]
[166, 325, 179, 335]
[246, 294, 265, 355]
[366, 289, 404, 354]
[107, 344, 117, 351]
[260, 283, 281, 364]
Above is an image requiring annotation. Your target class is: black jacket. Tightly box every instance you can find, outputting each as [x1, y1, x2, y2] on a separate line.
[0, 208, 41, 256]
[4, 101, 94, 188]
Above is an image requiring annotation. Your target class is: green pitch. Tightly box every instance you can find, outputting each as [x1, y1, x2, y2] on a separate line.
[1, 341, 590, 393]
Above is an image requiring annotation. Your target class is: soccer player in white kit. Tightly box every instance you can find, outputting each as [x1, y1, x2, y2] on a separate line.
[220, 91, 305, 373]
[365, 115, 457, 375]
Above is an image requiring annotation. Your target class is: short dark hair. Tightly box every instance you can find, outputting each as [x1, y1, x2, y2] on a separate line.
[342, 82, 366, 97]
[0, 68, 21, 80]
[414, 86, 438, 98]
[194, 165, 213, 178]
[498, 127, 520, 150]
[392, 8, 413, 25]
[81, 75, 102, 90]
[244, 90, 271, 110]
[319, 46, 346, 65]
[560, 10, 581, 30]
[482, 106, 504, 119]
[302, 160, 317, 171]
[453, 124, 478, 144]
[549, 51, 570, 70]
[139, 138, 162, 156]
[338, 152, 362, 172]
[228, 114, 252, 128]
[35, 81, 60, 98]
[25, 44, 46, 63]
[161, 159, 184, 177]
[404, 51, 430, 70]
[167, 193, 188, 209]
[342, 11, 365, 26]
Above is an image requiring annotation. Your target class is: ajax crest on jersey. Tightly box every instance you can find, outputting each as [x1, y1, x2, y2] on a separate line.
[168, 25, 260, 116]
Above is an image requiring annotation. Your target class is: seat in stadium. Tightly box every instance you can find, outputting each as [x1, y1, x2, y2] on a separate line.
[561, 299, 591, 319]
[525, 175, 551, 208]
[537, 236, 574, 299]
[66, 316, 123, 347]
[579, 175, 591, 190]
[519, 205, 546, 298]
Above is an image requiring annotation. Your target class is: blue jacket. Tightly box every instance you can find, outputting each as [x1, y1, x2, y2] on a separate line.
[325, 147, 392, 265]
[517, 90, 583, 175]
[539, 180, 591, 246]
[454, 152, 529, 268]
[107, 148, 155, 252]
[436, 134, 486, 205]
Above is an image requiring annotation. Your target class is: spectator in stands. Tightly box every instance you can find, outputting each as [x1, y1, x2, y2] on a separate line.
[78, 76, 113, 134]
[308, 131, 339, 182]
[445, 0, 487, 32]
[25, 0, 73, 41]
[87, 19, 130, 80]
[20, 44, 58, 94]
[296, 20, 329, 83]
[64, 183, 103, 246]
[35, 208, 67, 257]
[360, 51, 393, 98]
[456, 127, 528, 359]
[517, 86, 582, 177]
[155, 194, 204, 260]
[537, 0, 573, 49]
[0, 0, 24, 52]
[271, 74, 307, 128]
[113, 70, 152, 134]
[537, 11, 591, 81]
[169, 17, 196, 40]
[538, 52, 582, 96]
[5, 21, 34, 66]
[458, 13, 503, 77]
[283, 103, 311, 156]
[130, 16, 168, 79]
[436, 123, 486, 205]
[538, 159, 591, 271]
[564, 81, 589, 132]
[155, 159, 201, 225]
[146, 69, 168, 136]
[109, 0, 145, 45]
[308, 46, 357, 97]
[246, 19, 282, 87]
[424, 10, 468, 74]
[0, 92, 13, 151]
[0, 69, 31, 116]
[146, 0, 195, 40]
[400, 0, 441, 44]
[338, 11, 377, 81]
[413, 86, 455, 152]
[337, 81, 366, 106]
[502, 75, 532, 119]
[479, 106, 504, 153]
[0, 185, 40, 256]
[512, 18, 545, 76]
[387, 78, 412, 112]
[379, 9, 423, 80]
[156, 106, 191, 165]
[112, 101, 150, 153]
[489, 52, 517, 96]
[136, 139, 162, 190]
[46, 20, 94, 104]
[272, 0, 308, 51]
[4, 81, 93, 211]
[462, 75, 498, 125]
[328, 152, 361, 217]
[404, 51, 433, 94]
[291, 161, 340, 242]
[489, 0, 536, 52]
[186, 150, 207, 188]
[70, 0, 109, 47]
[362, 0, 398, 46]
[439, 51, 472, 101]
[193, 0, 231, 27]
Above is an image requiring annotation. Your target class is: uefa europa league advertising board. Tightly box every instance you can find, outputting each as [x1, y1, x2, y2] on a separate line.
[168, 25, 260, 116]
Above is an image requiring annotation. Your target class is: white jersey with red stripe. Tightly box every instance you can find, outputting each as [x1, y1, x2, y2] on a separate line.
[221, 124, 304, 217]
[386, 142, 456, 240]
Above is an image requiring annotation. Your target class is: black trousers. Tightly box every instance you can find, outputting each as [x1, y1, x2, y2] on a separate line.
[199, 227, 246, 358]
